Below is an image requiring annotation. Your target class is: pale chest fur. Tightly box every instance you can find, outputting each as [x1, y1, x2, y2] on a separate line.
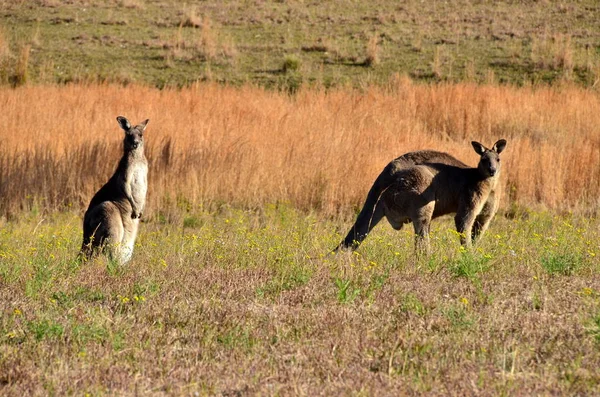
[484, 174, 500, 197]
[127, 161, 148, 207]
[471, 175, 499, 207]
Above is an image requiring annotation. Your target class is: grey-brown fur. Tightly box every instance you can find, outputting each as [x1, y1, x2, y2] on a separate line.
[80, 116, 149, 264]
[336, 140, 507, 254]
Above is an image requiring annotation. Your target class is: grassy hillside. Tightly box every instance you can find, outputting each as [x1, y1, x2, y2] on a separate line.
[2, 0, 600, 88]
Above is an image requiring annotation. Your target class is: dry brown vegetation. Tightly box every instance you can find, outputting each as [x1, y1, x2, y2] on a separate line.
[1, 81, 599, 395]
[1, 2, 600, 395]
[1, 79, 599, 219]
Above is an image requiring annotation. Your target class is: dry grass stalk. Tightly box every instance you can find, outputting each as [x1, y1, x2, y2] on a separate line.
[118, 0, 144, 9]
[12, 44, 30, 86]
[554, 33, 573, 75]
[364, 35, 380, 67]
[432, 46, 442, 79]
[464, 59, 476, 82]
[30, 22, 42, 48]
[181, 6, 202, 28]
[532, 33, 574, 74]
[0, 27, 11, 59]
[199, 15, 217, 60]
[220, 34, 238, 60]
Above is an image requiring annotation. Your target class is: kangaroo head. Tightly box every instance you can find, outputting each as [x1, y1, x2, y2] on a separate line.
[471, 139, 507, 178]
[117, 116, 149, 152]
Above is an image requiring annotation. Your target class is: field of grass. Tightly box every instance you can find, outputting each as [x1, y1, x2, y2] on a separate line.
[1, 81, 600, 219]
[1, 207, 599, 394]
[0, 77, 599, 396]
[1, 1, 600, 395]
[2, 1, 600, 88]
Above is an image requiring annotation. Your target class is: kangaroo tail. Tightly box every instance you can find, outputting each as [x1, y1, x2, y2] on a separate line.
[79, 235, 94, 262]
[79, 219, 104, 263]
[335, 178, 390, 252]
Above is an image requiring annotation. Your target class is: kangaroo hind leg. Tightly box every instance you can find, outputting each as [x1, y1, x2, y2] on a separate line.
[412, 201, 435, 256]
[119, 218, 139, 264]
[82, 202, 124, 263]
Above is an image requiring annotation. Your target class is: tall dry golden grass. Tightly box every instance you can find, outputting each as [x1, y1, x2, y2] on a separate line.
[0, 78, 599, 218]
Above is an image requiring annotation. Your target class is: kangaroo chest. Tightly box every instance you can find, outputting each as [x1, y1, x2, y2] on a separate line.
[432, 177, 495, 217]
[128, 162, 148, 204]
[458, 179, 495, 211]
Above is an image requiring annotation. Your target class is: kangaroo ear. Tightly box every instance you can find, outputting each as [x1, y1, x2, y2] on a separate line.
[139, 119, 149, 132]
[116, 116, 131, 132]
[492, 139, 507, 154]
[471, 141, 487, 155]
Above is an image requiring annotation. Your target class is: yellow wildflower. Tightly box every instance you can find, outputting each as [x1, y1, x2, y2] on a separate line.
[581, 288, 594, 296]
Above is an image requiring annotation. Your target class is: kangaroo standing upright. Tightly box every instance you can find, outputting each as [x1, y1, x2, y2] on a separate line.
[336, 139, 507, 254]
[81, 116, 149, 264]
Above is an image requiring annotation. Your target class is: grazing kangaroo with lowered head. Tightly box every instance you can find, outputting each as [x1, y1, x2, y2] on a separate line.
[336, 139, 507, 254]
[80, 116, 149, 264]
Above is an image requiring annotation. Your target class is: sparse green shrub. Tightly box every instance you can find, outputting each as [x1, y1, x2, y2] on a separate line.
[72, 323, 109, 345]
[27, 319, 64, 342]
[183, 215, 202, 228]
[449, 250, 491, 280]
[10, 44, 30, 87]
[282, 55, 301, 73]
[541, 251, 581, 276]
[216, 325, 256, 352]
[531, 291, 543, 311]
[335, 277, 360, 304]
[443, 305, 473, 330]
[365, 270, 389, 302]
[364, 35, 380, 67]
[257, 266, 311, 298]
[588, 313, 600, 343]
[277, 72, 303, 94]
[400, 293, 426, 316]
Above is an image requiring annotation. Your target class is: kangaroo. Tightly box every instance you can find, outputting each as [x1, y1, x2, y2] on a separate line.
[80, 116, 149, 264]
[336, 139, 507, 254]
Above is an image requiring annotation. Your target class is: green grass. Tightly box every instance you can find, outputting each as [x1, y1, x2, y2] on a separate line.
[1, 206, 599, 394]
[541, 251, 583, 276]
[2, 1, 600, 88]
